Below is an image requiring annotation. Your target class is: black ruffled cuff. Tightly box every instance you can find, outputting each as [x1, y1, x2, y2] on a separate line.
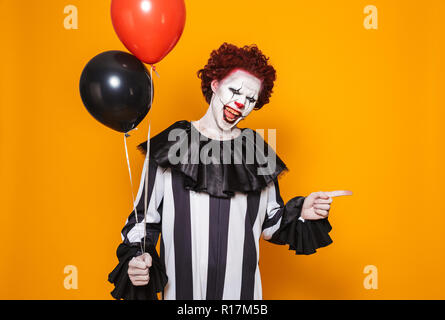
[269, 196, 333, 255]
[108, 242, 168, 300]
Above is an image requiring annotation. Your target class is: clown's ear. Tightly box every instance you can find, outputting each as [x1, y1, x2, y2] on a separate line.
[211, 79, 219, 93]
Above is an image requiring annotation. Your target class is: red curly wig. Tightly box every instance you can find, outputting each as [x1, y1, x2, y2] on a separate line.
[197, 43, 276, 110]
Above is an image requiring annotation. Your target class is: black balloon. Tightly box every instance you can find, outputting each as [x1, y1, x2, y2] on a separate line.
[79, 50, 153, 133]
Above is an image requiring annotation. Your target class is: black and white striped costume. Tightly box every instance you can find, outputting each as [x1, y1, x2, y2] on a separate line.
[108, 120, 333, 300]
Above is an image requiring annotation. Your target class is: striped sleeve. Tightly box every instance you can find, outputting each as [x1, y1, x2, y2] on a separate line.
[261, 179, 333, 255]
[121, 160, 164, 246]
[262, 179, 285, 240]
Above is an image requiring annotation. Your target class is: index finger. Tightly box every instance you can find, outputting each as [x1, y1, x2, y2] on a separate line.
[325, 190, 353, 197]
[142, 253, 152, 267]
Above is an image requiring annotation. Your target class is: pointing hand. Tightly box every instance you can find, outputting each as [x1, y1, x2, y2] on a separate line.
[301, 190, 353, 220]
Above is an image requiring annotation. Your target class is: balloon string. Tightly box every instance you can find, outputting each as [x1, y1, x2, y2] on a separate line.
[123, 133, 144, 255]
[150, 64, 160, 78]
[141, 66, 154, 254]
[123, 66, 155, 255]
[142, 122, 151, 254]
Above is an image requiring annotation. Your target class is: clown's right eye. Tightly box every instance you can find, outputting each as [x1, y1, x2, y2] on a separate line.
[229, 88, 241, 95]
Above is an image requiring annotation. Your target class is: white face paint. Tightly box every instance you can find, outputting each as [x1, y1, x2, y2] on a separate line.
[210, 69, 262, 131]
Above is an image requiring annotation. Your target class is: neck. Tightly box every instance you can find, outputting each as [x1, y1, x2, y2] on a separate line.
[193, 102, 241, 140]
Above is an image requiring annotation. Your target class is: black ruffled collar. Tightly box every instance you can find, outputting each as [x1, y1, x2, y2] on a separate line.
[137, 120, 288, 198]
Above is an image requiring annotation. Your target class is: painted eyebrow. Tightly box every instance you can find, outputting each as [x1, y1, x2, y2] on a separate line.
[229, 88, 256, 103]
[229, 85, 256, 102]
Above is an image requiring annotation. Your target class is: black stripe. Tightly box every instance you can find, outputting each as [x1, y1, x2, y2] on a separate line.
[206, 196, 231, 300]
[271, 179, 284, 206]
[240, 191, 261, 300]
[160, 235, 165, 300]
[172, 171, 193, 299]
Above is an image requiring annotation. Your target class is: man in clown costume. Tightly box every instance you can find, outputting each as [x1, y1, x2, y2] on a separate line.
[108, 43, 352, 300]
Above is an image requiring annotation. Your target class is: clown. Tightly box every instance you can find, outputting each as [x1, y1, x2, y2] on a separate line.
[108, 43, 352, 300]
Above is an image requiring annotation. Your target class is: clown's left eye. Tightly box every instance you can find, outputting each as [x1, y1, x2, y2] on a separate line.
[247, 97, 256, 103]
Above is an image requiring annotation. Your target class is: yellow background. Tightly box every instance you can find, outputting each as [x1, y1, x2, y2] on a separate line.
[0, 0, 444, 299]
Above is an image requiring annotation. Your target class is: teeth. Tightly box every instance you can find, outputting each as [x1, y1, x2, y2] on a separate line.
[225, 106, 240, 116]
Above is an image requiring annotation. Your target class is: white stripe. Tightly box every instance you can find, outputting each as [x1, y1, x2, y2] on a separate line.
[262, 182, 283, 240]
[122, 160, 149, 242]
[253, 188, 268, 299]
[161, 169, 176, 300]
[254, 267, 262, 300]
[127, 223, 145, 243]
[134, 158, 150, 207]
[262, 217, 282, 240]
[146, 166, 164, 223]
[222, 192, 247, 299]
[189, 190, 210, 299]
[125, 165, 164, 243]
[257, 187, 269, 229]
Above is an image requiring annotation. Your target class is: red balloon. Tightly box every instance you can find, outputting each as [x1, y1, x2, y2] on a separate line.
[111, 0, 186, 65]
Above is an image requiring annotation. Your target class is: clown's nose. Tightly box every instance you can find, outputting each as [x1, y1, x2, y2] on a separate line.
[234, 101, 245, 109]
